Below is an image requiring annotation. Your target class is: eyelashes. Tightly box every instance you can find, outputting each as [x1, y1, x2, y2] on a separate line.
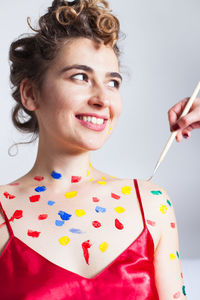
[71, 73, 120, 89]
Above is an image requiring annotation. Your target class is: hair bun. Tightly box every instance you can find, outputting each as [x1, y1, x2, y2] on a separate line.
[48, 0, 80, 13]
[48, 0, 67, 13]
[67, 0, 80, 7]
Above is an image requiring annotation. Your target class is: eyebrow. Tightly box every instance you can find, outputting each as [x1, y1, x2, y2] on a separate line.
[59, 64, 123, 82]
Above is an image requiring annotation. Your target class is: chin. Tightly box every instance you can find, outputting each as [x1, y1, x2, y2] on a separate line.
[79, 139, 105, 151]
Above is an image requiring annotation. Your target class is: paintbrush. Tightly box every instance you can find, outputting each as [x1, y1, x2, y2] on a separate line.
[147, 81, 200, 181]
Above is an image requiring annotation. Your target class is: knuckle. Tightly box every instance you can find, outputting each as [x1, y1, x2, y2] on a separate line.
[168, 109, 172, 115]
[180, 117, 189, 127]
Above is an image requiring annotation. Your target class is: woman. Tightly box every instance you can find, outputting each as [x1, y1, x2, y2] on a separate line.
[0, 0, 188, 299]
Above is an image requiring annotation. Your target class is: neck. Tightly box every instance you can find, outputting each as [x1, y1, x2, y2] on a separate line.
[27, 139, 95, 190]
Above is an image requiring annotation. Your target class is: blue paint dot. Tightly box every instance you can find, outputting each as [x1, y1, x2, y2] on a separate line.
[95, 206, 106, 213]
[51, 171, 62, 179]
[58, 210, 72, 220]
[48, 201, 55, 206]
[35, 186, 47, 192]
[69, 228, 83, 234]
[55, 220, 65, 226]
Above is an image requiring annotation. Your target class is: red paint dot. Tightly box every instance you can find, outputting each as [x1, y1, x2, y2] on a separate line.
[38, 214, 48, 220]
[9, 182, 20, 186]
[111, 193, 120, 200]
[170, 222, 176, 228]
[3, 192, 16, 199]
[29, 195, 41, 202]
[12, 210, 23, 220]
[92, 197, 100, 202]
[147, 219, 156, 226]
[71, 176, 82, 183]
[92, 221, 101, 228]
[34, 176, 44, 181]
[115, 218, 124, 230]
[82, 240, 92, 265]
[7, 210, 22, 226]
[173, 291, 181, 299]
[27, 230, 41, 238]
[181, 272, 183, 278]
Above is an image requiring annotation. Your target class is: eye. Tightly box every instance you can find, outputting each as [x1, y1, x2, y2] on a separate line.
[71, 73, 88, 81]
[108, 80, 120, 89]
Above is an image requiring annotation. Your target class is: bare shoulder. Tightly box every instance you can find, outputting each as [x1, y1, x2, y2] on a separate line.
[0, 182, 15, 219]
[136, 179, 176, 247]
[0, 184, 8, 209]
[0, 183, 14, 255]
[136, 178, 175, 217]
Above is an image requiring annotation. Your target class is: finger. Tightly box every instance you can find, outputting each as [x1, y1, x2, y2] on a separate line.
[175, 127, 191, 142]
[168, 98, 189, 128]
[173, 109, 200, 131]
[181, 131, 191, 139]
[175, 130, 183, 143]
[172, 122, 200, 136]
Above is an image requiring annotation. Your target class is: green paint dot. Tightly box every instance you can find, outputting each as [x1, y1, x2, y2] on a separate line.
[167, 199, 171, 206]
[151, 190, 162, 195]
[182, 285, 186, 295]
[176, 251, 179, 259]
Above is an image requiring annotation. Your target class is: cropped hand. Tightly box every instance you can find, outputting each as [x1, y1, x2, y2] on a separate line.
[168, 97, 200, 142]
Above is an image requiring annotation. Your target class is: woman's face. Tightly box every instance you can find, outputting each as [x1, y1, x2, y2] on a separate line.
[34, 37, 122, 152]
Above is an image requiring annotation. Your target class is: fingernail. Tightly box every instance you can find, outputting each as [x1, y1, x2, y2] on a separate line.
[172, 124, 180, 131]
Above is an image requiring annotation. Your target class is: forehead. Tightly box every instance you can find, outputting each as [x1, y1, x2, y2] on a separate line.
[53, 37, 119, 72]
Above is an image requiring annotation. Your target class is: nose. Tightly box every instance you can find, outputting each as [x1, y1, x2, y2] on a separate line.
[88, 83, 110, 107]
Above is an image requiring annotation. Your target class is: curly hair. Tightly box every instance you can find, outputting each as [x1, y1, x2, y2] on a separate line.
[8, 0, 125, 156]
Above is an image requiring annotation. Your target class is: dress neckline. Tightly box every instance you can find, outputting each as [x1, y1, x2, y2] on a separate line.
[0, 226, 153, 280]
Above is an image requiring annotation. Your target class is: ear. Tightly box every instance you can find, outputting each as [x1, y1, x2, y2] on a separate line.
[20, 78, 39, 111]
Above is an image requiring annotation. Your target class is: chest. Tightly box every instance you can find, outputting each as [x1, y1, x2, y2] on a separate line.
[1, 179, 154, 278]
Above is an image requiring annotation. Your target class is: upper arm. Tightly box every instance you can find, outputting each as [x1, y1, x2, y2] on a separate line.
[152, 185, 187, 299]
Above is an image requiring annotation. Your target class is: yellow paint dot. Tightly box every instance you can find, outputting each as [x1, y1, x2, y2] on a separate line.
[121, 185, 132, 195]
[102, 176, 107, 180]
[65, 191, 77, 198]
[87, 169, 89, 176]
[75, 209, 85, 217]
[115, 206, 126, 213]
[89, 161, 92, 167]
[59, 236, 70, 246]
[160, 188, 167, 194]
[160, 205, 167, 214]
[108, 126, 112, 133]
[110, 175, 117, 178]
[169, 253, 176, 260]
[97, 181, 107, 185]
[90, 178, 93, 182]
[99, 242, 109, 252]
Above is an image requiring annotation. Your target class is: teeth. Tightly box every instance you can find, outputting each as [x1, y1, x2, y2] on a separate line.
[79, 116, 104, 125]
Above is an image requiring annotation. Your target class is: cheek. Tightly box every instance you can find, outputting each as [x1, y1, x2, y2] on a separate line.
[115, 98, 122, 117]
[40, 85, 75, 112]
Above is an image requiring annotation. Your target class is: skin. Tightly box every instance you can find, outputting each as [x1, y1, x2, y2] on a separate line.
[168, 97, 200, 142]
[0, 37, 187, 298]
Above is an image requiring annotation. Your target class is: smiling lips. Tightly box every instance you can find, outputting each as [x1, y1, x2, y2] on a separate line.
[75, 115, 108, 131]
[76, 113, 109, 120]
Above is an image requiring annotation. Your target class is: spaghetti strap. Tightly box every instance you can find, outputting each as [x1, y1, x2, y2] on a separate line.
[133, 179, 146, 228]
[0, 201, 14, 237]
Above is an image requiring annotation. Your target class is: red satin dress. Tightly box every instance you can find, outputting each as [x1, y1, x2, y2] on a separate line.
[0, 179, 159, 300]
